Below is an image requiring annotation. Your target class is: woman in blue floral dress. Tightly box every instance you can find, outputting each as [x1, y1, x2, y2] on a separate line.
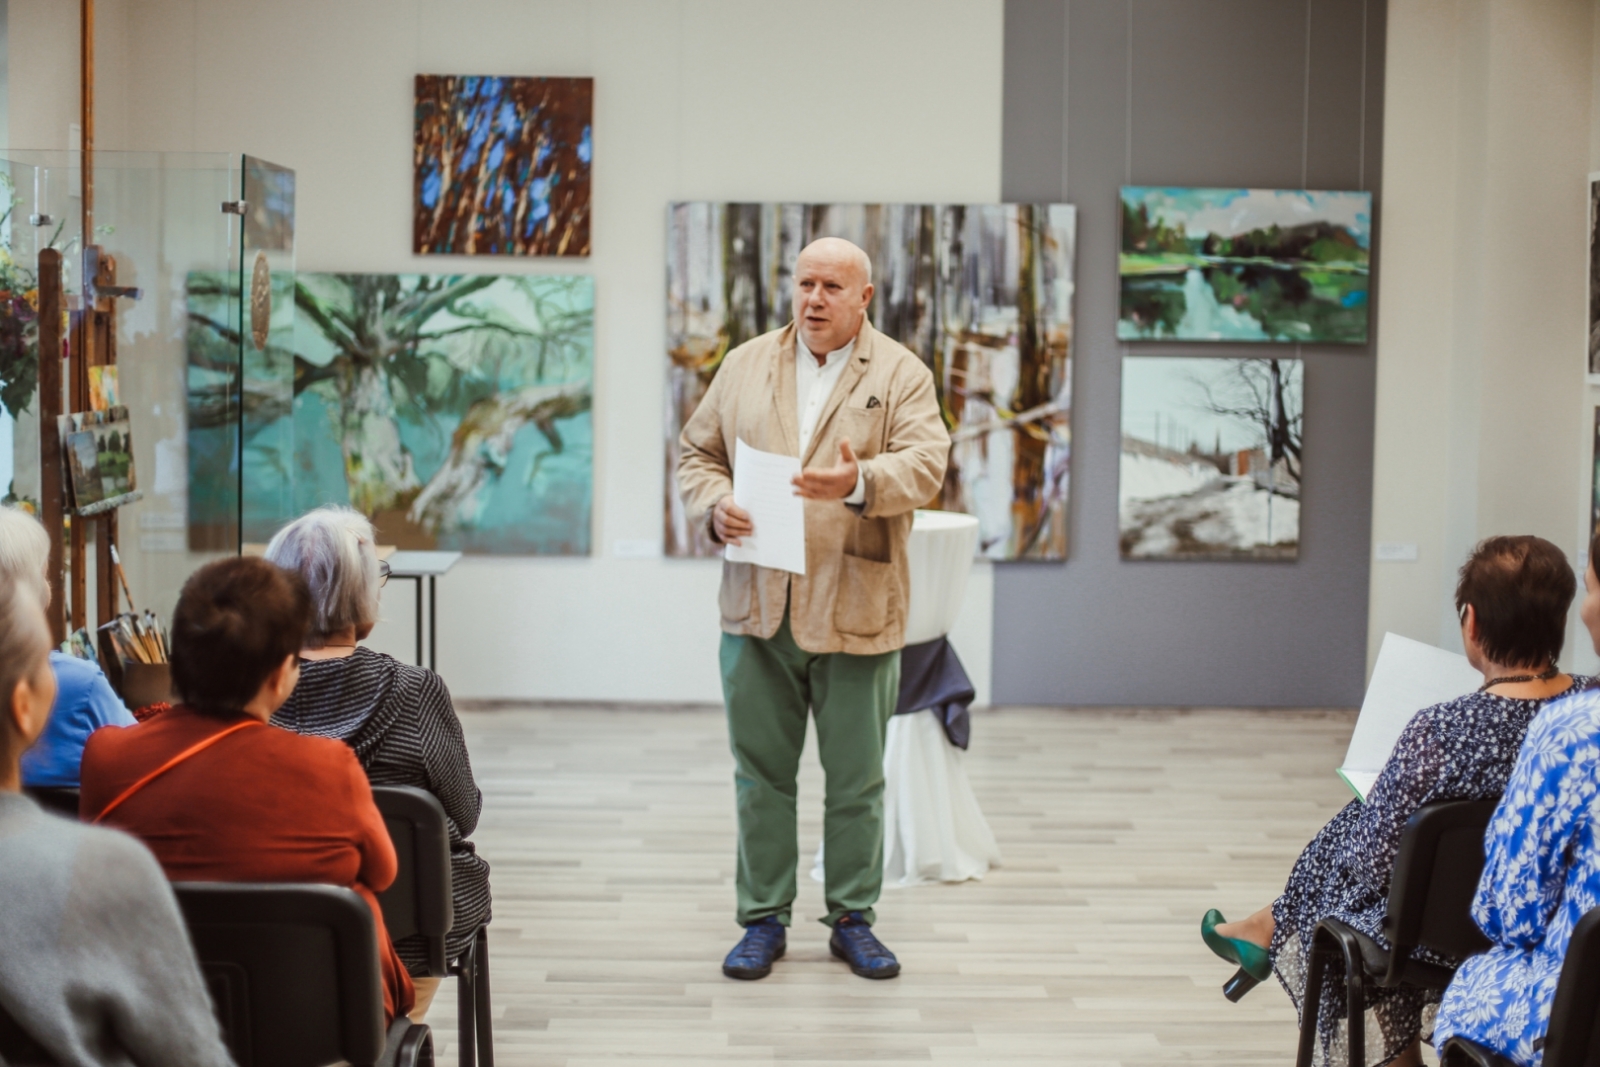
[1432, 547, 1600, 1066]
[1201, 537, 1583, 1067]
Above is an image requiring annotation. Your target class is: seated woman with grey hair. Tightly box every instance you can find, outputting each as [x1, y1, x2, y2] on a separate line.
[266, 505, 490, 1021]
[0, 504, 134, 788]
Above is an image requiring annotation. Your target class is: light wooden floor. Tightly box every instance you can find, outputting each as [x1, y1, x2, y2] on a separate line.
[423, 704, 1369, 1066]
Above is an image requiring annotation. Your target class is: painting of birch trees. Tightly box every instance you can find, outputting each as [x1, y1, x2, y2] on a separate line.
[666, 203, 1076, 561]
[1119, 356, 1301, 560]
[187, 272, 593, 554]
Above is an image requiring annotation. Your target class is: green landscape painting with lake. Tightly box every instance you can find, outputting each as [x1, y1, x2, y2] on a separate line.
[1118, 187, 1371, 344]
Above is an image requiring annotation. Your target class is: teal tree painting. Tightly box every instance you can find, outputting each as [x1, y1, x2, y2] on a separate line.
[1119, 187, 1371, 344]
[186, 272, 593, 554]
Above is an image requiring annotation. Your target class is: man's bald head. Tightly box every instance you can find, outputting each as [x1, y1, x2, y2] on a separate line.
[797, 237, 872, 286]
[792, 238, 875, 361]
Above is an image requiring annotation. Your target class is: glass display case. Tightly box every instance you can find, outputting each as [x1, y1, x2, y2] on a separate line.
[0, 150, 295, 627]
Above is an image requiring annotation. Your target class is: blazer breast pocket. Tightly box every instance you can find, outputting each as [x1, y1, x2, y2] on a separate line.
[838, 406, 887, 457]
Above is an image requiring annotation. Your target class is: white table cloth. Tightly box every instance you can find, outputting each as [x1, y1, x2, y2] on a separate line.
[813, 510, 1001, 888]
[902, 509, 981, 644]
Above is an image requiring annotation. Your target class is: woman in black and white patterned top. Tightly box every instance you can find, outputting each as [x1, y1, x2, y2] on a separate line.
[1201, 536, 1584, 1067]
[266, 506, 491, 1022]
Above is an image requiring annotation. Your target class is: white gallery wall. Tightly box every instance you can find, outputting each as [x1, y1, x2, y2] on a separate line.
[30, 0, 1600, 706]
[9, 1, 1004, 703]
[1369, 0, 1600, 677]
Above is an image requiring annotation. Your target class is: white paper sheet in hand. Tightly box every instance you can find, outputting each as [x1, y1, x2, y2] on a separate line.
[723, 438, 807, 576]
[1337, 632, 1482, 802]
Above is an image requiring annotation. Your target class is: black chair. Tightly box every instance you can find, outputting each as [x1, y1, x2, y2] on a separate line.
[1441, 907, 1600, 1067]
[23, 785, 80, 819]
[372, 785, 494, 1067]
[172, 882, 433, 1067]
[1296, 799, 1497, 1067]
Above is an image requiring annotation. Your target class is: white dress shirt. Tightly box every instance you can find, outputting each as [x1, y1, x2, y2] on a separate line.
[796, 334, 866, 504]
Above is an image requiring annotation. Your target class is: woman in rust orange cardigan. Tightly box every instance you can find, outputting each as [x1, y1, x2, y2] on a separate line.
[79, 556, 415, 1023]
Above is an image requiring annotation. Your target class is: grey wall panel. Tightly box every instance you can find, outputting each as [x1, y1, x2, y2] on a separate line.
[1130, 0, 1308, 189]
[1002, 0, 1066, 201]
[1305, 0, 1371, 189]
[995, 0, 1384, 707]
[1059, 0, 1129, 580]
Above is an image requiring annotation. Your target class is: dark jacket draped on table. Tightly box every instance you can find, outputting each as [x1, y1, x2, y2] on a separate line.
[273, 646, 492, 975]
[894, 637, 975, 749]
[1270, 678, 1590, 1067]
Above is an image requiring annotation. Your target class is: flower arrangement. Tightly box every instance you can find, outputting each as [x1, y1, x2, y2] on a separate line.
[0, 240, 41, 424]
[0, 169, 80, 509]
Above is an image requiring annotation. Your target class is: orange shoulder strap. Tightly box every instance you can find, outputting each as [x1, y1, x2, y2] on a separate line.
[93, 719, 262, 824]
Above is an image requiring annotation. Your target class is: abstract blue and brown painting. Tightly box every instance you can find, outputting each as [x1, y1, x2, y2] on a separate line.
[414, 75, 592, 257]
[1119, 187, 1371, 344]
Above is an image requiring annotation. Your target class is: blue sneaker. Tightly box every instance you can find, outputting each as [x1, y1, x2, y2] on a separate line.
[722, 916, 786, 979]
[829, 912, 900, 979]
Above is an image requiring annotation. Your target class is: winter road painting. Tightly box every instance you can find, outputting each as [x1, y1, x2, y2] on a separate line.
[1119, 356, 1302, 561]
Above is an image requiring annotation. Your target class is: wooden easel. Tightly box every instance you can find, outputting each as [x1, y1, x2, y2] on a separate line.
[38, 0, 127, 645]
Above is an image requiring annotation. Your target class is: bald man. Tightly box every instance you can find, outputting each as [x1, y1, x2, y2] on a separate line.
[678, 238, 950, 981]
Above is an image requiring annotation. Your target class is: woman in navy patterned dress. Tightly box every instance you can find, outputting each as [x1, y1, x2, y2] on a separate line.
[1201, 536, 1583, 1067]
[1432, 540, 1600, 1065]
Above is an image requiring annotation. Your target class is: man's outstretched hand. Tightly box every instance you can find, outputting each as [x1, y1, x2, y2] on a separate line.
[792, 440, 860, 501]
[713, 495, 754, 545]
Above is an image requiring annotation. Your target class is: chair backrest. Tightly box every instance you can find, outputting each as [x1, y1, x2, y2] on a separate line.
[1544, 907, 1600, 1067]
[371, 785, 454, 977]
[1382, 799, 1497, 970]
[172, 882, 386, 1067]
[22, 786, 80, 820]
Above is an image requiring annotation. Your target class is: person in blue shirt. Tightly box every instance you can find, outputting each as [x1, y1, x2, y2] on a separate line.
[21, 650, 133, 787]
[0, 505, 134, 788]
[1433, 529, 1600, 1064]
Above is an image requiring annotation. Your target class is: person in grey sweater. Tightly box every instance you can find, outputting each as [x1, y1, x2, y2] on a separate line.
[0, 577, 234, 1067]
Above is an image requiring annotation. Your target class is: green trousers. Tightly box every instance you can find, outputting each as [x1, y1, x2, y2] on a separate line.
[720, 611, 900, 928]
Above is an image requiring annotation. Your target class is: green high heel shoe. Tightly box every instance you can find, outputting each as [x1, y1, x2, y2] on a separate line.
[1201, 909, 1273, 1002]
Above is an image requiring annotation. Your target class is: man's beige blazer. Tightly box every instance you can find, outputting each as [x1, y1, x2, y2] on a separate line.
[678, 320, 950, 656]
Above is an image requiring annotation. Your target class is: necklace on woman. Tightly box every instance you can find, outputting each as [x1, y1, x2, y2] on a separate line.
[299, 644, 358, 661]
[1479, 664, 1560, 691]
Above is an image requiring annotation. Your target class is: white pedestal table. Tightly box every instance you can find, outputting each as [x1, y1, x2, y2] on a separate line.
[813, 510, 1002, 887]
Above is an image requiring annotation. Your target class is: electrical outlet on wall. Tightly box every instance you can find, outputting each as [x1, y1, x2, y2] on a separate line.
[1374, 542, 1419, 562]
